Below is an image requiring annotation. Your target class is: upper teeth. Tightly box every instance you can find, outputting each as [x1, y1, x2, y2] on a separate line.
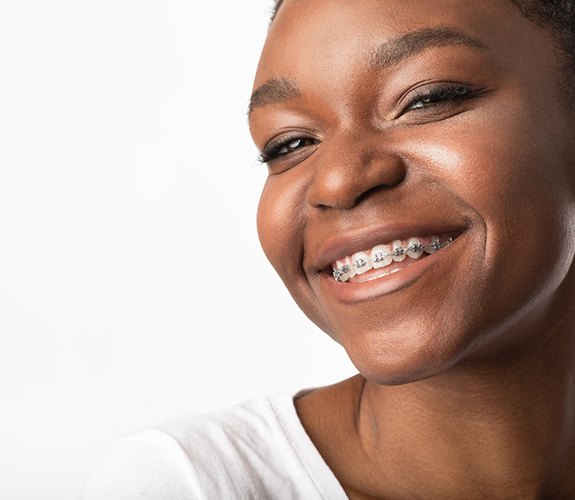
[332, 236, 452, 282]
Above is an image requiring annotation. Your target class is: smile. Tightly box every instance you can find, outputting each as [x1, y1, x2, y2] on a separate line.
[332, 235, 454, 283]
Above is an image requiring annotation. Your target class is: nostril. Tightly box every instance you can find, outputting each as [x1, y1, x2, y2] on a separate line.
[355, 183, 397, 206]
[307, 146, 407, 210]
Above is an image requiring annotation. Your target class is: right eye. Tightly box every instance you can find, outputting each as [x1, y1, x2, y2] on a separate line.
[259, 136, 319, 164]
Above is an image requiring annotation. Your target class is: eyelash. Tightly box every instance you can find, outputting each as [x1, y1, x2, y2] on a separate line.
[405, 83, 473, 111]
[258, 136, 319, 165]
[258, 83, 475, 164]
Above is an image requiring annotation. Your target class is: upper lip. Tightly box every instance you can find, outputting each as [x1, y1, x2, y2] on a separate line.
[312, 222, 467, 273]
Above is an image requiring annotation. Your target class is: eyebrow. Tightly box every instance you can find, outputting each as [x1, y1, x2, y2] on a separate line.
[248, 27, 487, 115]
[370, 26, 487, 70]
[248, 78, 300, 115]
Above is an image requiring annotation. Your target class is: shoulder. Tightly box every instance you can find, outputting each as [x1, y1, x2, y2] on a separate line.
[81, 428, 198, 500]
[82, 394, 346, 499]
[158, 393, 292, 456]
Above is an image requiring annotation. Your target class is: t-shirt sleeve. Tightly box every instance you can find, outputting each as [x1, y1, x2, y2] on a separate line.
[81, 429, 207, 500]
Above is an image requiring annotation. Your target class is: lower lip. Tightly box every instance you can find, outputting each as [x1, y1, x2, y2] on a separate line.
[317, 235, 462, 305]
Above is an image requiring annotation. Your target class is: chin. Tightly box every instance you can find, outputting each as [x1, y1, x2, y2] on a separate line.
[350, 352, 458, 386]
[339, 323, 477, 386]
[352, 353, 467, 386]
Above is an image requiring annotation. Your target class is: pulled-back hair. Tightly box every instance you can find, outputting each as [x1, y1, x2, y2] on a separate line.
[269, 0, 575, 89]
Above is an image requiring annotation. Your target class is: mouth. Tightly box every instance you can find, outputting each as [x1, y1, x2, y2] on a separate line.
[329, 233, 460, 284]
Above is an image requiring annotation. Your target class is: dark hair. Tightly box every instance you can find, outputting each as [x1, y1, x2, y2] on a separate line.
[269, 0, 575, 90]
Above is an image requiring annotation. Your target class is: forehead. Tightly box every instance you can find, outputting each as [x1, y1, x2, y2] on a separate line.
[254, 0, 533, 90]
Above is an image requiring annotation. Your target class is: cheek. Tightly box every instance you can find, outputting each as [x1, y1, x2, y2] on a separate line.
[419, 109, 574, 310]
[257, 173, 337, 334]
[256, 175, 307, 276]
[416, 102, 569, 234]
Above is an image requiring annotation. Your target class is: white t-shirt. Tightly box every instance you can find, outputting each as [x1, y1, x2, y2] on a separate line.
[82, 394, 348, 499]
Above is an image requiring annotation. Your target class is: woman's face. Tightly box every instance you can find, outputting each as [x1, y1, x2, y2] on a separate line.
[249, 0, 575, 384]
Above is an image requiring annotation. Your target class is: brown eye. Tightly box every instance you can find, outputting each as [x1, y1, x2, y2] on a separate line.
[279, 139, 305, 155]
[259, 136, 319, 164]
[409, 96, 434, 110]
[404, 83, 473, 113]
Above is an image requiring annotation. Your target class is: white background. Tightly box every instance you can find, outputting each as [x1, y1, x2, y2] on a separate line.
[0, 2, 355, 499]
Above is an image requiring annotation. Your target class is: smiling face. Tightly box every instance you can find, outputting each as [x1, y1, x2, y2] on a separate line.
[249, 0, 575, 384]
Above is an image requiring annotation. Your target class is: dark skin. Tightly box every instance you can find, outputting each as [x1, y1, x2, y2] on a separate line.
[249, 0, 575, 498]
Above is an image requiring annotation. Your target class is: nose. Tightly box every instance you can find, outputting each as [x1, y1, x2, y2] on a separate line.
[306, 133, 406, 210]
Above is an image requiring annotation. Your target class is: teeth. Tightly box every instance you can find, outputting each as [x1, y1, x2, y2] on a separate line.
[406, 237, 423, 259]
[372, 244, 393, 269]
[334, 256, 356, 282]
[352, 251, 373, 275]
[424, 235, 441, 254]
[392, 240, 406, 262]
[331, 235, 454, 282]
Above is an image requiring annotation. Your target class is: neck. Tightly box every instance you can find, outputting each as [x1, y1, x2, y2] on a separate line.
[358, 306, 575, 498]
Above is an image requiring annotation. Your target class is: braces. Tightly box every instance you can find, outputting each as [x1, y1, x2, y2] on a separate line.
[332, 237, 453, 282]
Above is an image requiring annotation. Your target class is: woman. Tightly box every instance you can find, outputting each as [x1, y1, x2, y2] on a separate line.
[84, 1, 575, 498]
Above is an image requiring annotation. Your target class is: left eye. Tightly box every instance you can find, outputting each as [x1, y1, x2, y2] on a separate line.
[404, 83, 473, 112]
[278, 138, 307, 155]
[259, 136, 319, 164]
